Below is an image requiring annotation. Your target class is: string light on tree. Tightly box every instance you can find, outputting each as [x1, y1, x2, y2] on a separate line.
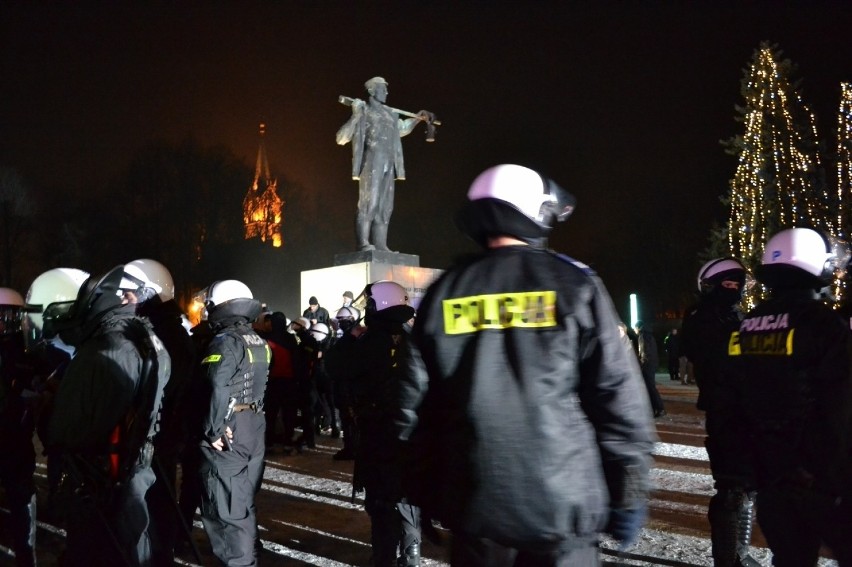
[722, 42, 831, 306]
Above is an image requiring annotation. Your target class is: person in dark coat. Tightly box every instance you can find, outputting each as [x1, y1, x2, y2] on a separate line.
[0, 287, 38, 567]
[663, 328, 681, 381]
[400, 164, 656, 566]
[634, 320, 666, 418]
[122, 259, 198, 564]
[681, 257, 761, 566]
[723, 228, 852, 566]
[195, 280, 269, 566]
[46, 266, 170, 567]
[350, 281, 420, 567]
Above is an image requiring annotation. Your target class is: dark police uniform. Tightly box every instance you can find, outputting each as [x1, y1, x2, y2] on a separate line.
[198, 316, 270, 566]
[0, 330, 37, 566]
[725, 288, 852, 565]
[681, 295, 760, 566]
[401, 246, 656, 564]
[350, 315, 420, 567]
[138, 298, 197, 564]
[48, 305, 169, 567]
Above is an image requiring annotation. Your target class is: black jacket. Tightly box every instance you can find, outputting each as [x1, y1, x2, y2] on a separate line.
[681, 296, 744, 411]
[199, 318, 270, 445]
[400, 245, 656, 549]
[725, 289, 852, 496]
[48, 306, 170, 453]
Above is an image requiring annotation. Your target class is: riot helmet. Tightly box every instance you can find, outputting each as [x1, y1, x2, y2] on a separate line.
[123, 259, 175, 304]
[200, 279, 261, 324]
[456, 164, 576, 247]
[362, 280, 415, 327]
[58, 265, 132, 345]
[335, 305, 361, 333]
[756, 228, 850, 291]
[309, 322, 330, 344]
[0, 288, 25, 336]
[24, 268, 90, 346]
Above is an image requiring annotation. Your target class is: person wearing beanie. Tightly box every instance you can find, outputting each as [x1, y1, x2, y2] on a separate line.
[303, 296, 330, 326]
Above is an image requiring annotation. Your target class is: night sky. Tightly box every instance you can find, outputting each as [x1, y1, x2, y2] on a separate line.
[3, 2, 852, 324]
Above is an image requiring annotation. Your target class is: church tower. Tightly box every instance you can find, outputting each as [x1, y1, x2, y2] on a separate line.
[243, 122, 283, 247]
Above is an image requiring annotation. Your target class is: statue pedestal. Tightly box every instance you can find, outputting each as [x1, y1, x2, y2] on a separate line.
[301, 251, 442, 311]
[333, 250, 420, 267]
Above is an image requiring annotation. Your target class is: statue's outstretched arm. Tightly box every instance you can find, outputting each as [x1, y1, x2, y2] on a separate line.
[398, 110, 432, 138]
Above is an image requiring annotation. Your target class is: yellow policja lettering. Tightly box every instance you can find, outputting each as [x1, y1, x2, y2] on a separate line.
[443, 291, 557, 335]
[728, 332, 741, 356]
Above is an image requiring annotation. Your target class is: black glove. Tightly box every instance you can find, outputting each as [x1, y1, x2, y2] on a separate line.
[605, 505, 646, 549]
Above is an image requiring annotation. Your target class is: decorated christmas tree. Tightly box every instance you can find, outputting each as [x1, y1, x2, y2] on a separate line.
[721, 42, 831, 306]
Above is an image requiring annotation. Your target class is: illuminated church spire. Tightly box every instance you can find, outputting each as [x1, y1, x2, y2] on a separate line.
[243, 122, 284, 247]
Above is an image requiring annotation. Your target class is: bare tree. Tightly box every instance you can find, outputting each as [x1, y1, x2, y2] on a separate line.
[0, 166, 35, 287]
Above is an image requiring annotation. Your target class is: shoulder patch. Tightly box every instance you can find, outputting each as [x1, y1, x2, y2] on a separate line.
[553, 252, 596, 276]
[202, 354, 222, 364]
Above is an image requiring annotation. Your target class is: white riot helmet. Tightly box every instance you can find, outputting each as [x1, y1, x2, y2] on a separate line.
[309, 322, 330, 343]
[201, 279, 261, 324]
[457, 164, 576, 246]
[123, 259, 174, 302]
[697, 258, 747, 294]
[336, 305, 361, 321]
[757, 228, 850, 289]
[365, 281, 408, 312]
[0, 287, 25, 336]
[24, 268, 90, 342]
[362, 280, 415, 326]
[205, 279, 253, 307]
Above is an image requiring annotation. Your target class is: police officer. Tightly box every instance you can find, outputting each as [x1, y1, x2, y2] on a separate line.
[681, 258, 761, 566]
[724, 228, 852, 565]
[45, 265, 170, 566]
[348, 281, 420, 567]
[24, 268, 90, 517]
[196, 279, 269, 566]
[121, 259, 197, 564]
[325, 305, 364, 461]
[400, 164, 656, 565]
[0, 288, 38, 566]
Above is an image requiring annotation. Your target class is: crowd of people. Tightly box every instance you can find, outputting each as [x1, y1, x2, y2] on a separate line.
[0, 164, 850, 567]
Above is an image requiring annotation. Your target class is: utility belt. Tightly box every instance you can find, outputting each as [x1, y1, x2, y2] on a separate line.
[233, 401, 263, 414]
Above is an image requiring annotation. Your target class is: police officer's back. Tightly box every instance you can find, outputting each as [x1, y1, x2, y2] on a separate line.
[726, 228, 852, 565]
[401, 165, 656, 565]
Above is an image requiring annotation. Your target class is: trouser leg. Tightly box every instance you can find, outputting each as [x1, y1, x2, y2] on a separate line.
[356, 216, 375, 251]
[397, 501, 421, 566]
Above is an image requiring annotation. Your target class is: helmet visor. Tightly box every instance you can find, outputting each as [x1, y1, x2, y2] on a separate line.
[541, 177, 576, 223]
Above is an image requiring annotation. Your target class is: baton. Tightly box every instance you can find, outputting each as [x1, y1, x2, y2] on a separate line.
[222, 397, 236, 451]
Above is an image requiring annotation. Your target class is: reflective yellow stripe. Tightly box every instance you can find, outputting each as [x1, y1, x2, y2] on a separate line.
[728, 331, 741, 356]
[785, 328, 795, 354]
[442, 291, 557, 335]
[202, 354, 222, 364]
[247, 348, 254, 363]
[266, 344, 272, 363]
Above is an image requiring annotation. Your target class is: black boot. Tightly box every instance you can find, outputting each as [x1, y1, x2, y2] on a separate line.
[11, 494, 36, 567]
[708, 489, 741, 567]
[397, 542, 420, 567]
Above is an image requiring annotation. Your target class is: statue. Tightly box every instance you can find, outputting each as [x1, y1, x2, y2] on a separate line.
[336, 77, 438, 252]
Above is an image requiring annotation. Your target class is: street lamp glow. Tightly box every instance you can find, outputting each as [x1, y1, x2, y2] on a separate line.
[630, 293, 638, 329]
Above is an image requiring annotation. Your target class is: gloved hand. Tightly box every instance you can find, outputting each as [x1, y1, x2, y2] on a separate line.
[605, 505, 647, 549]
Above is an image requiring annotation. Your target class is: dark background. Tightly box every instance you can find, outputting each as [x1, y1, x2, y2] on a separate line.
[3, 1, 851, 325]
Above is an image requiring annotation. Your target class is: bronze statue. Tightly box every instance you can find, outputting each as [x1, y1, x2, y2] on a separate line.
[336, 77, 437, 252]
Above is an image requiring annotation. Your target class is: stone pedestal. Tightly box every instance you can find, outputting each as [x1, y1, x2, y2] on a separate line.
[301, 251, 442, 311]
